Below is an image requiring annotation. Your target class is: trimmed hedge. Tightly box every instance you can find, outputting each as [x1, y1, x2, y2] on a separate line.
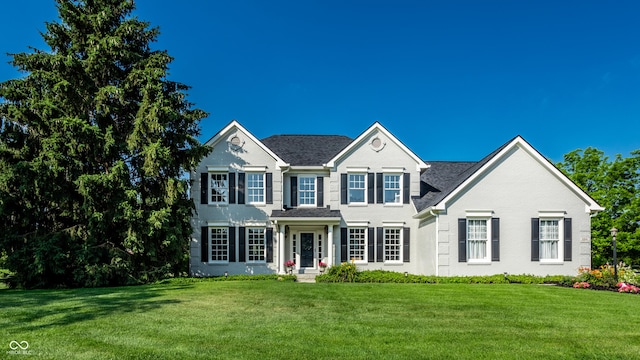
[316, 264, 568, 285]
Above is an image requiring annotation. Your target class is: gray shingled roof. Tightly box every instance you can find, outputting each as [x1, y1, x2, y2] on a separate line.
[261, 135, 353, 166]
[413, 136, 517, 213]
[271, 208, 342, 218]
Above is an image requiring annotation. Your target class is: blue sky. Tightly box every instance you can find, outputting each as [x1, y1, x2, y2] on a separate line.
[2, 1, 639, 162]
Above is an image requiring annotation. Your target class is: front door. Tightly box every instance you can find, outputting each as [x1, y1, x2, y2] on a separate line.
[300, 233, 314, 267]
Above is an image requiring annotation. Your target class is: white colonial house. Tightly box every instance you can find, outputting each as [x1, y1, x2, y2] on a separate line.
[190, 120, 603, 277]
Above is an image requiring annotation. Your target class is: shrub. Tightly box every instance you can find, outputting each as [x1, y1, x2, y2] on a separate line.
[319, 262, 358, 282]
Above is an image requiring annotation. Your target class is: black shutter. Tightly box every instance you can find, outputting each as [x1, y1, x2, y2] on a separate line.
[376, 227, 384, 262]
[564, 218, 572, 261]
[228, 227, 236, 262]
[340, 227, 348, 262]
[200, 173, 208, 204]
[403, 173, 410, 204]
[403, 227, 410, 263]
[367, 227, 374, 262]
[266, 228, 274, 262]
[237, 172, 245, 204]
[491, 218, 500, 261]
[458, 218, 467, 262]
[291, 176, 298, 207]
[531, 218, 540, 261]
[201, 226, 208, 262]
[317, 176, 324, 207]
[238, 227, 246, 262]
[229, 172, 236, 204]
[266, 173, 273, 204]
[376, 173, 383, 204]
[367, 173, 375, 204]
[340, 173, 348, 204]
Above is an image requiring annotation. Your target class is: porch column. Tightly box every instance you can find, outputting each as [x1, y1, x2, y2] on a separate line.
[278, 225, 286, 274]
[327, 224, 334, 267]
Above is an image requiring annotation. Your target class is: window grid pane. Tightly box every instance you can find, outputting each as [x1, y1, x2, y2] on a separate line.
[247, 228, 265, 262]
[467, 219, 487, 260]
[540, 220, 559, 260]
[210, 227, 228, 262]
[210, 173, 228, 203]
[349, 228, 366, 261]
[247, 173, 265, 203]
[384, 174, 401, 203]
[384, 228, 401, 261]
[299, 177, 315, 205]
[349, 174, 366, 203]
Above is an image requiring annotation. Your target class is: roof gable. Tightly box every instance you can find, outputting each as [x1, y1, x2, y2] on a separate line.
[326, 122, 429, 171]
[204, 120, 288, 167]
[414, 136, 604, 216]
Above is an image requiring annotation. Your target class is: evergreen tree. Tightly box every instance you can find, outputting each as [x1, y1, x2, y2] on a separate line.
[557, 148, 640, 268]
[0, 0, 210, 288]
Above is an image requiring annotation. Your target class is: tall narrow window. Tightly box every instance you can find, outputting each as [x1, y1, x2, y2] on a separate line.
[467, 219, 488, 261]
[210, 227, 229, 262]
[349, 228, 366, 262]
[540, 220, 559, 260]
[292, 234, 297, 261]
[247, 228, 266, 262]
[384, 174, 401, 204]
[247, 173, 265, 204]
[298, 176, 316, 206]
[210, 173, 228, 204]
[348, 174, 366, 203]
[384, 228, 402, 262]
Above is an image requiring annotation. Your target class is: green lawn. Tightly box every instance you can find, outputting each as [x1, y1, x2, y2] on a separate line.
[1, 280, 639, 359]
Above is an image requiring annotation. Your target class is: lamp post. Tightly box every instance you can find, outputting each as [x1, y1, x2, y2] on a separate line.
[610, 227, 618, 282]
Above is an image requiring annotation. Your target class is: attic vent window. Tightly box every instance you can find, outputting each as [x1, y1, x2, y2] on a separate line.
[229, 135, 244, 149]
[370, 137, 385, 152]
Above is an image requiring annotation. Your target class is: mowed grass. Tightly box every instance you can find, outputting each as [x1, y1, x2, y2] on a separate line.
[1, 280, 639, 359]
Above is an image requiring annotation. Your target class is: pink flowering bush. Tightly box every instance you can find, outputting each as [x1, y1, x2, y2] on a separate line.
[617, 282, 640, 294]
[319, 261, 327, 269]
[573, 281, 591, 289]
[284, 260, 295, 268]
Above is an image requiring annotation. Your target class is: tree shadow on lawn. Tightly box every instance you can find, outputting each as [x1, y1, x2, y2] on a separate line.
[0, 283, 192, 332]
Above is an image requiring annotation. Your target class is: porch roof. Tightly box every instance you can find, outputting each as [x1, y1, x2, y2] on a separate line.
[270, 208, 342, 224]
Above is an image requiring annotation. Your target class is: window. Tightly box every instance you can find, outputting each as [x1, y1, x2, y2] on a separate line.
[247, 228, 266, 262]
[210, 227, 229, 262]
[384, 174, 401, 204]
[467, 219, 488, 261]
[247, 173, 265, 204]
[210, 173, 228, 204]
[299, 176, 316, 206]
[384, 228, 402, 262]
[348, 174, 366, 203]
[349, 228, 367, 262]
[540, 220, 560, 261]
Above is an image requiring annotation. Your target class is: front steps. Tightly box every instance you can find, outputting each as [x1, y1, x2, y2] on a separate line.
[295, 273, 318, 283]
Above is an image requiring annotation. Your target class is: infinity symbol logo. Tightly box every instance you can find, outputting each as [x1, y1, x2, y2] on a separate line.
[9, 340, 29, 350]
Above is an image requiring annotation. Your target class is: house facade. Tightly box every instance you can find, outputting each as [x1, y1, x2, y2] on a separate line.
[190, 121, 603, 277]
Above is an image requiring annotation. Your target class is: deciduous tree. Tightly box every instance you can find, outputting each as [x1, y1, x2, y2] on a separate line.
[557, 148, 640, 268]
